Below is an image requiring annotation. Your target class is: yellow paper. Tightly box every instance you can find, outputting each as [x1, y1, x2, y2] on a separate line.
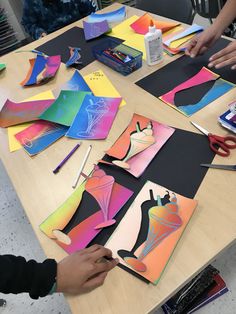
[109, 15, 140, 39]
[84, 70, 126, 107]
[7, 90, 55, 152]
[123, 37, 146, 60]
[169, 34, 195, 49]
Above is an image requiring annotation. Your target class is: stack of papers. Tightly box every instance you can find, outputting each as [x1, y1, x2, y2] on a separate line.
[218, 100, 236, 133]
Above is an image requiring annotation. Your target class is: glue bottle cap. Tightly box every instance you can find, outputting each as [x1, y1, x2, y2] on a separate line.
[148, 20, 156, 33]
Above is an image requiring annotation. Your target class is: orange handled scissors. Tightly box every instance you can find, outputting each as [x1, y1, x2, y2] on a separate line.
[191, 122, 236, 157]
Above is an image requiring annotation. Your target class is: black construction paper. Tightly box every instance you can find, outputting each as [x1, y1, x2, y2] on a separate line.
[89, 128, 215, 247]
[35, 27, 124, 69]
[136, 38, 236, 99]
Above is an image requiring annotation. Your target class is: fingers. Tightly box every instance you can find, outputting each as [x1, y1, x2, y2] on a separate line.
[90, 246, 113, 262]
[85, 244, 104, 254]
[208, 42, 236, 69]
[82, 272, 108, 292]
[93, 257, 119, 275]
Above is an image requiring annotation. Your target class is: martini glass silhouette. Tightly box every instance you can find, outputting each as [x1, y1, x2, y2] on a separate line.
[112, 121, 155, 169]
[77, 98, 109, 137]
[85, 166, 115, 229]
[118, 193, 182, 272]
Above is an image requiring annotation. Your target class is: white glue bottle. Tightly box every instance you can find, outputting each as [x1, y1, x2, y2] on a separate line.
[144, 20, 163, 66]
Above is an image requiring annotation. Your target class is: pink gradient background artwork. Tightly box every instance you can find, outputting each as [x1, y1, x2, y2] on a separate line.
[106, 114, 175, 177]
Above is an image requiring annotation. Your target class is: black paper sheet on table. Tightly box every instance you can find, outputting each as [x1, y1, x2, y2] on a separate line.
[62, 128, 215, 281]
[35, 27, 124, 69]
[135, 38, 236, 101]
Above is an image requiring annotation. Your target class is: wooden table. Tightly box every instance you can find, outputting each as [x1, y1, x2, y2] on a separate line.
[0, 4, 235, 314]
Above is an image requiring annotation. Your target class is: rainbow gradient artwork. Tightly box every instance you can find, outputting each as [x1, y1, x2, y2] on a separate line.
[105, 181, 198, 284]
[15, 120, 68, 156]
[0, 98, 54, 128]
[66, 95, 121, 139]
[130, 13, 180, 35]
[104, 114, 175, 178]
[159, 67, 235, 116]
[20, 54, 61, 86]
[40, 166, 133, 254]
[39, 90, 91, 126]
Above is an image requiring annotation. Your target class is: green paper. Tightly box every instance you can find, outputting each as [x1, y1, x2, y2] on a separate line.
[39, 90, 91, 126]
[0, 63, 6, 72]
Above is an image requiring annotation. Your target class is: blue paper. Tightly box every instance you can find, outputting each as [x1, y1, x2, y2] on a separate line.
[53, 70, 92, 97]
[178, 79, 235, 116]
[88, 6, 126, 23]
[66, 47, 82, 67]
[164, 24, 204, 47]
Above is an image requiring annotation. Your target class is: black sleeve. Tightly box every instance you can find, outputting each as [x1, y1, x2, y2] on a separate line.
[0, 255, 57, 299]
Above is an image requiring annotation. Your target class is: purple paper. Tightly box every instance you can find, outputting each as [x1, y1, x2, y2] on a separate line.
[83, 20, 110, 41]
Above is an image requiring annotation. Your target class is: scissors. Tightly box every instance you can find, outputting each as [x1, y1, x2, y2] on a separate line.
[191, 122, 236, 157]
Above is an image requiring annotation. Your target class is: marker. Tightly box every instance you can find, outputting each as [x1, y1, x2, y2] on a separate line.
[53, 143, 81, 174]
[72, 145, 92, 189]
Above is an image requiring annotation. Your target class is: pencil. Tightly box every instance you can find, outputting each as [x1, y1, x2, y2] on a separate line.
[72, 145, 92, 189]
[53, 142, 81, 174]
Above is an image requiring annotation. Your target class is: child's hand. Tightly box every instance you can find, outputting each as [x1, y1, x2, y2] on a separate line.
[56, 245, 119, 295]
[185, 25, 221, 58]
[208, 40, 236, 69]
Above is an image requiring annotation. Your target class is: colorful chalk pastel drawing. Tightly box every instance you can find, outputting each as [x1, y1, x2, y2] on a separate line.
[66, 95, 121, 139]
[159, 67, 235, 116]
[53, 70, 91, 98]
[65, 47, 82, 67]
[105, 181, 198, 284]
[15, 120, 68, 156]
[39, 90, 91, 126]
[40, 166, 133, 254]
[88, 6, 126, 24]
[130, 13, 180, 35]
[20, 54, 61, 86]
[0, 98, 54, 128]
[105, 114, 175, 178]
[83, 20, 110, 41]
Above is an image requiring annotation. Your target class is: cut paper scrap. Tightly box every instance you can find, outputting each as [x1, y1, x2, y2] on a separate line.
[0, 98, 54, 127]
[66, 95, 121, 139]
[7, 90, 55, 152]
[130, 13, 180, 35]
[40, 167, 133, 254]
[20, 54, 61, 86]
[84, 69, 125, 107]
[88, 6, 126, 24]
[53, 70, 91, 98]
[159, 67, 235, 116]
[15, 120, 68, 156]
[104, 113, 175, 178]
[39, 90, 91, 126]
[0, 63, 6, 71]
[65, 47, 82, 67]
[105, 181, 197, 284]
[163, 24, 204, 48]
[83, 20, 110, 41]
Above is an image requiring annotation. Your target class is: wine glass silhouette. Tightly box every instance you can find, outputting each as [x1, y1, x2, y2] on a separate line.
[112, 121, 155, 169]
